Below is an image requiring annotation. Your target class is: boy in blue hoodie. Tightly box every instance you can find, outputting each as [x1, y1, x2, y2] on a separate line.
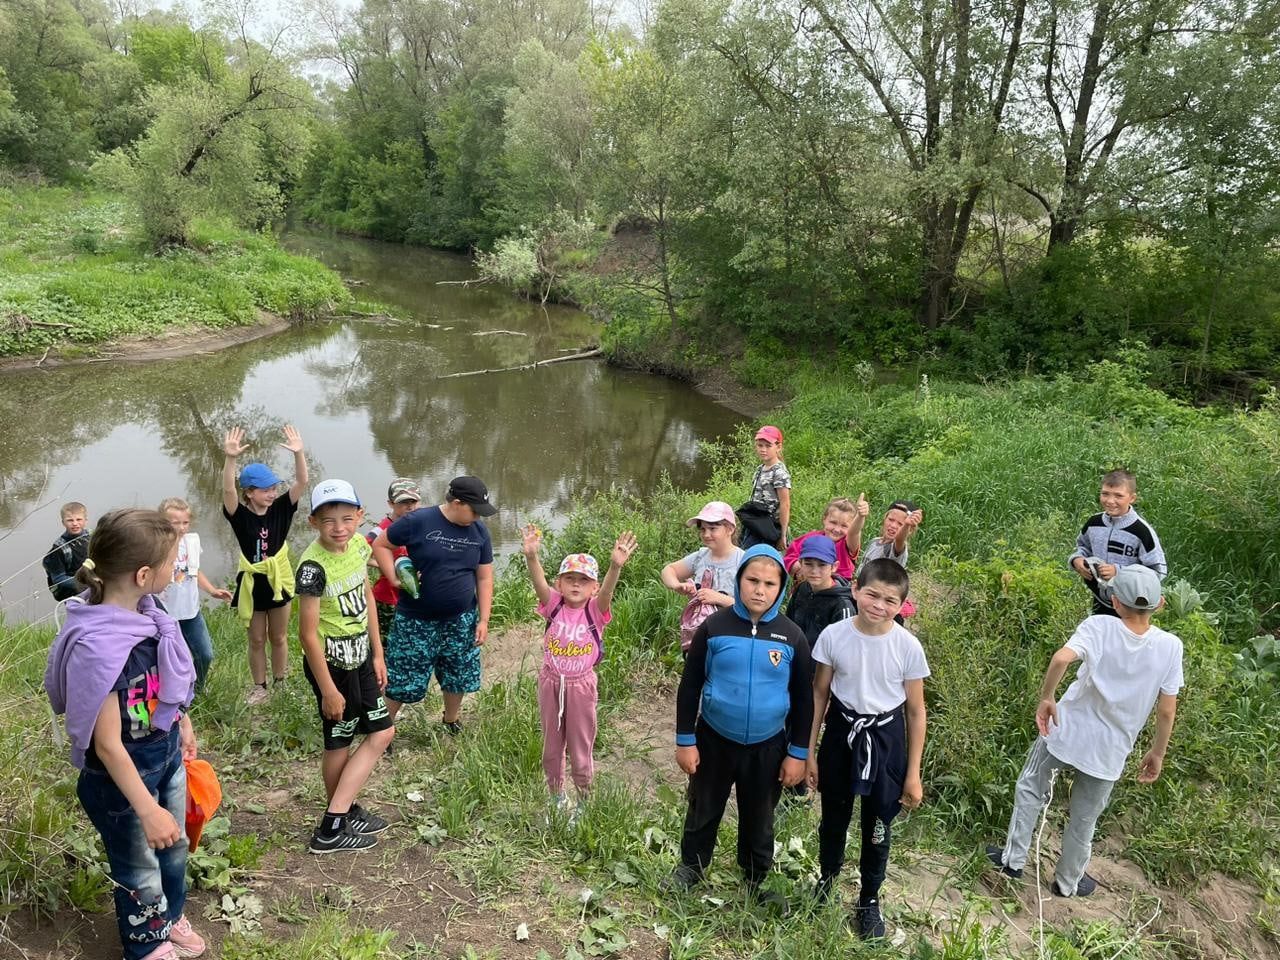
[669, 545, 812, 910]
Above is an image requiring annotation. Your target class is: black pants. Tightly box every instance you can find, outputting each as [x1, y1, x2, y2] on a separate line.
[816, 715, 902, 901]
[680, 721, 785, 884]
[1091, 597, 1119, 618]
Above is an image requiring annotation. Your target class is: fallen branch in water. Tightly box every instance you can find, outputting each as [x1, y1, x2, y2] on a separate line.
[435, 278, 490, 287]
[471, 329, 528, 337]
[437, 348, 602, 379]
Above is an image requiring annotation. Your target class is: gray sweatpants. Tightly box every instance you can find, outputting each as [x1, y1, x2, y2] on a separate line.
[1001, 738, 1115, 896]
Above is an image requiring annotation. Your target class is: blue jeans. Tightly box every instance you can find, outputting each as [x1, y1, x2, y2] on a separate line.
[77, 727, 188, 960]
[178, 613, 214, 692]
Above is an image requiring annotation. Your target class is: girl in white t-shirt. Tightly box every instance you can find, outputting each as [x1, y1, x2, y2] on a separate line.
[160, 498, 233, 692]
[661, 501, 743, 606]
[521, 524, 636, 825]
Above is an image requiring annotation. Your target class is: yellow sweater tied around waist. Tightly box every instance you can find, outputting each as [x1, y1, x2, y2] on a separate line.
[235, 546, 295, 622]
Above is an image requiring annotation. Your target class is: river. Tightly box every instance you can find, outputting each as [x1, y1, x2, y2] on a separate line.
[0, 227, 743, 624]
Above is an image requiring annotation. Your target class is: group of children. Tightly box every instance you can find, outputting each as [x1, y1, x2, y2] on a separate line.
[39, 405, 1180, 957]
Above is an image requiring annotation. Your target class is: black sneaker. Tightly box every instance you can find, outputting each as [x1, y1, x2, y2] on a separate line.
[747, 883, 789, 917]
[813, 874, 837, 904]
[1052, 872, 1098, 897]
[853, 897, 885, 939]
[661, 863, 702, 893]
[986, 845, 1023, 879]
[309, 822, 377, 854]
[442, 718, 463, 736]
[348, 804, 389, 835]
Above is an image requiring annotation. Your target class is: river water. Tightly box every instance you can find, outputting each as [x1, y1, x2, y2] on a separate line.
[0, 228, 743, 624]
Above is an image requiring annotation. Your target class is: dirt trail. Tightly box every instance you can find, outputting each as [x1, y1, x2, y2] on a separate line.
[9, 624, 1275, 959]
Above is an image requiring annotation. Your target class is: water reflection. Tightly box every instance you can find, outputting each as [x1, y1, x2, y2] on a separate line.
[0, 228, 742, 624]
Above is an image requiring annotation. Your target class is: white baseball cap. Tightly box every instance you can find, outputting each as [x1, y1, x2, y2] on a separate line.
[310, 478, 362, 514]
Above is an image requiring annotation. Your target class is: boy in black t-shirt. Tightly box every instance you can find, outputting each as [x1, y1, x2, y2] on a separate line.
[221, 425, 309, 705]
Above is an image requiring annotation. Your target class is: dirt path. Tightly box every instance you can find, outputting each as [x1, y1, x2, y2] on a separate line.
[8, 625, 1275, 959]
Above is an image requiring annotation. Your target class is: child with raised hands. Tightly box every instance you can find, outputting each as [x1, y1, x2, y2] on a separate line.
[220, 425, 308, 705]
[44, 508, 207, 960]
[521, 524, 637, 824]
[783, 495, 870, 582]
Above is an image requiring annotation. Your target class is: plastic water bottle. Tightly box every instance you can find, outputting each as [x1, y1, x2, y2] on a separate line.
[394, 556, 420, 599]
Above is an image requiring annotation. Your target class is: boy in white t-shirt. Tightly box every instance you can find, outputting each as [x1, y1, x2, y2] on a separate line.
[988, 564, 1183, 897]
[806, 559, 929, 939]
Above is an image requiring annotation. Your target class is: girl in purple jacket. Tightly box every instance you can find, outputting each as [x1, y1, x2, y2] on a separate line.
[44, 508, 207, 960]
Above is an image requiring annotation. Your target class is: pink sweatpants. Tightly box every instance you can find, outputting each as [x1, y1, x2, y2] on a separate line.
[537, 667, 598, 795]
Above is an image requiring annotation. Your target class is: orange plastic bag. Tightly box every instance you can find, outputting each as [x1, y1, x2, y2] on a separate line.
[184, 758, 222, 851]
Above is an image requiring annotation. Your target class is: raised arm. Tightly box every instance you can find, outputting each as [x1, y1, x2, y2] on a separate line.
[894, 508, 922, 553]
[847, 493, 870, 557]
[280, 425, 308, 504]
[222, 427, 246, 515]
[596, 531, 637, 616]
[521, 523, 552, 607]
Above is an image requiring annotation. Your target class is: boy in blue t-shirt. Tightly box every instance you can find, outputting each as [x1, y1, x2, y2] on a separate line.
[371, 476, 496, 735]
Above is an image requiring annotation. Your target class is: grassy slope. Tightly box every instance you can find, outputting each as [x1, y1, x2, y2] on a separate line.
[0, 185, 350, 358]
[3, 365, 1278, 959]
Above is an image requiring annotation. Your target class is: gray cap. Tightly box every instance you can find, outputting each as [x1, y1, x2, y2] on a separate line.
[1107, 565, 1162, 611]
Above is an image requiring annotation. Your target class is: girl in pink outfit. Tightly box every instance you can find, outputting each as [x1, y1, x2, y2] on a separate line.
[521, 525, 637, 823]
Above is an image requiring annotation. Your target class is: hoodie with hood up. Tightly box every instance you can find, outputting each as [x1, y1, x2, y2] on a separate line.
[676, 545, 813, 759]
[45, 594, 194, 769]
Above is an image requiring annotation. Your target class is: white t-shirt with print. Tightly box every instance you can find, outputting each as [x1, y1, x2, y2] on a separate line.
[812, 619, 930, 715]
[1044, 615, 1184, 781]
[160, 533, 202, 621]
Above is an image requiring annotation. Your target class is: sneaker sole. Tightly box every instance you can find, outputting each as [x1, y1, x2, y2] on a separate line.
[308, 838, 378, 854]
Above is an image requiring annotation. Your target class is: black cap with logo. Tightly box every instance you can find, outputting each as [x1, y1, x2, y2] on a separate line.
[447, 476, 497, 516]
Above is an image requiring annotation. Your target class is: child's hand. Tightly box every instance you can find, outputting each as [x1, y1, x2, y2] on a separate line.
[279, 424, 305, 454]
[373, 655, 387, 692]
[900, 774, 923, 810]
[322, 689, 346, 721]
[222, 426, 247, 458]
[677, 580, 697, 598]
[856, 493, 869, 518]
[778, 756, 805, 787]
[142, 805, 183, 849]
[805, 758, 819, 790]
[180, 720, 198, 762]
[1097, 562, 1118, 580]
[904, 509, 923, 531]
[521, 523, 542, 555]
[692, 587, 718, 604]
[1073, 557, 1094, 581]
[676, 745, 700, 775]
[611, 531, 638, 567]
[1035, 697, 1058, 736]
[210, 587, 233, 603]
[1136, 749, 1164, 784]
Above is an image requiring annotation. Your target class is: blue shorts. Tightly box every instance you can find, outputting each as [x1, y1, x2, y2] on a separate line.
[385, 608, 481, 702]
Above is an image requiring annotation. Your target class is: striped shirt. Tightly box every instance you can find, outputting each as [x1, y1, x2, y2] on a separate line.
[1068, 509, 1167, 602]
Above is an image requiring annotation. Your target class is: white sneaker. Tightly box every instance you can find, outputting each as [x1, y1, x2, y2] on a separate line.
[245, 684, 270, 706]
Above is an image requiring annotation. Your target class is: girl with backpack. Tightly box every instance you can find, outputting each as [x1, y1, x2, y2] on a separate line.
[660, 502, 744, 653]
[521, 524, 637, 825]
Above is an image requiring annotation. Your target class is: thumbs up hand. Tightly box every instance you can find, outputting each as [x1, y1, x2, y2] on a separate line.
[855, 493, 870, 518]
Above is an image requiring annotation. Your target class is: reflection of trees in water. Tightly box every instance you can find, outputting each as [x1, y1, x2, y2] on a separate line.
[0, 325, 337, 530]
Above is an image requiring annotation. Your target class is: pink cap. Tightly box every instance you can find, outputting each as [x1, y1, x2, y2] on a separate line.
[557, 553, 599, 581]
[755, 425, 783, 444]
[686, 501, 737, 529]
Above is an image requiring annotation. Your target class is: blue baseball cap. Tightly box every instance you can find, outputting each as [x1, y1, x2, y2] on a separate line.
[798, 536, 838, 564]
[239, 463, 281, 490]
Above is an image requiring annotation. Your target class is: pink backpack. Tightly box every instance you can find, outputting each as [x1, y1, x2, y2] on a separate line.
[679, 568, 718, 652]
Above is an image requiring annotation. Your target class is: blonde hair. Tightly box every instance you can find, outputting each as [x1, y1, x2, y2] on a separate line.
[76, 509, 178, 605]
[158, 497, 193, 518]
[60, 501, 87, 519]
[823, 497, 856, 518]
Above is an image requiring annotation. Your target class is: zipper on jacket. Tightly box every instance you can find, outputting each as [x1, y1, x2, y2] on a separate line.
[745, 621, 757, 743]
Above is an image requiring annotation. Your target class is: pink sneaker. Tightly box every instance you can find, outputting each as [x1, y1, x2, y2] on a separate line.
[138, 944, 177, 960]
[168, 916, 207, 958]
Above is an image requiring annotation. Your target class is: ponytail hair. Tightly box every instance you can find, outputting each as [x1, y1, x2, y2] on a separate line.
[75, 509, 179, 605]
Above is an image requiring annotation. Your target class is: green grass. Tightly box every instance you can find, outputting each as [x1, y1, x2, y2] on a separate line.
[3, 364, 1278, 957]
[0, 184, 350, 357]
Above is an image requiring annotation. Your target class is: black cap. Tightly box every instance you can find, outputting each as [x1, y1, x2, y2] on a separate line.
[447, 476, 497, 516]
